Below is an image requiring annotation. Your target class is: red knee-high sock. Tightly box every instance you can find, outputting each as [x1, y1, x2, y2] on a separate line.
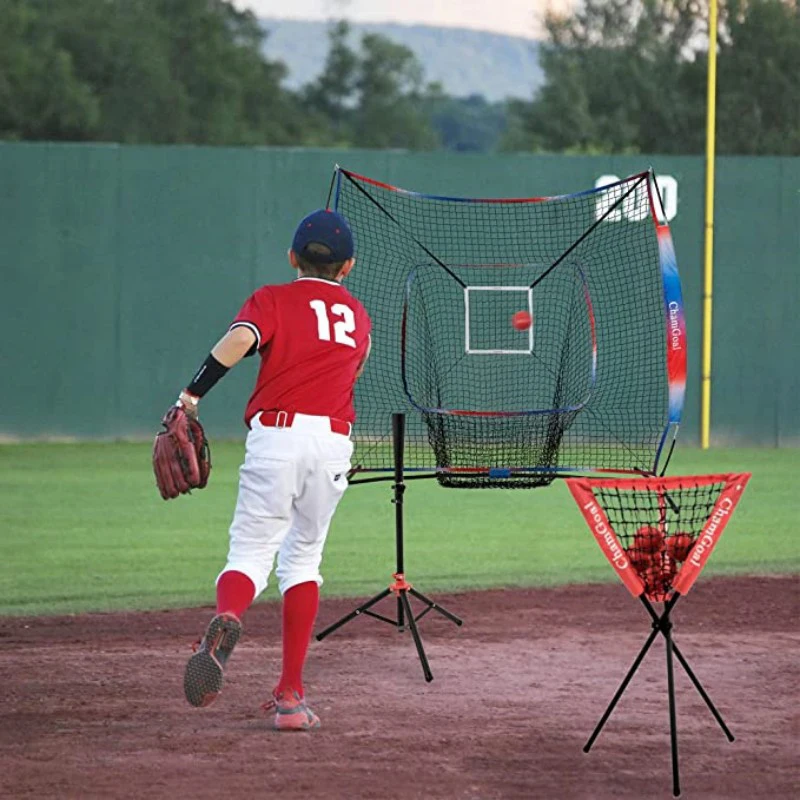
[276, 581, 320, 698]
[216, 570, 256, 619]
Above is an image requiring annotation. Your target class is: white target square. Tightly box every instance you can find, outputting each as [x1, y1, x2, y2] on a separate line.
[464, 286, 533, 354]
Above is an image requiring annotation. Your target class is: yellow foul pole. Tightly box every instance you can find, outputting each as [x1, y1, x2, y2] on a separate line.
[701, 0, 719, 449]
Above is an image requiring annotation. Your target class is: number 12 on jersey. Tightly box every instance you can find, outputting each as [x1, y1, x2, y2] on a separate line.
[309, 300, 357, 348]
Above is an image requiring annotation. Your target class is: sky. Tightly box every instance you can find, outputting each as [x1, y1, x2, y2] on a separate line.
[232, 0, 571, 39]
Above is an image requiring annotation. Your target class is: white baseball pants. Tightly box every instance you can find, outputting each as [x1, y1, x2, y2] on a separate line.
[218, 412, 353, 597]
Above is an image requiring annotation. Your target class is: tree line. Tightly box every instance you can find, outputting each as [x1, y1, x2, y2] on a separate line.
[506, 0, 800, 155]
[1, 0, 797, 155]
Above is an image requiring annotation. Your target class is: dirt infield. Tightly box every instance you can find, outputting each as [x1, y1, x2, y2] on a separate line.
[2, 576, 797, 799]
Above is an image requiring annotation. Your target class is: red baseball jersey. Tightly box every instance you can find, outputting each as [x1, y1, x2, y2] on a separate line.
[231, 277, 371, 425]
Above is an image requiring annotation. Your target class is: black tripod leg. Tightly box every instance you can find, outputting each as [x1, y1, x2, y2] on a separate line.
[670, 642, 735, 741]
[665, 620, 681, 797]
[584, 625, 661, 752]
[400, 589, 433, 682]
[408, 587, 463, 626]
[640, 596, 734, 742]
[397, 595, 405, 632]
[317, 415, 454, 680]
[316, 587, 392, 641]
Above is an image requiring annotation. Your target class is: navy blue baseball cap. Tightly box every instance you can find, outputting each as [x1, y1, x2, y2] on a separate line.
[291, 209, 354, 264]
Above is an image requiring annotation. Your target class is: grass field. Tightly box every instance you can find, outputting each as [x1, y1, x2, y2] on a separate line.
[0, 443, 796, 616]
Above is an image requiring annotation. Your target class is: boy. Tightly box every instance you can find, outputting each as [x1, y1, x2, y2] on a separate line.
[174, 209, 371, 730]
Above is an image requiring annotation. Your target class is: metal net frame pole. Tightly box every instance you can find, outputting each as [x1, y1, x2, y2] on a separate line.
[315, 413, 463, 682]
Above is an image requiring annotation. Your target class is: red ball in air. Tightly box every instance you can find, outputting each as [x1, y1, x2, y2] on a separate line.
[512, 310, 533, 330]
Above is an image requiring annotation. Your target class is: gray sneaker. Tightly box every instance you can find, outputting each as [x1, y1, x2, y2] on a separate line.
[263, 689, 321, 731]
[183, 613, 242, 707]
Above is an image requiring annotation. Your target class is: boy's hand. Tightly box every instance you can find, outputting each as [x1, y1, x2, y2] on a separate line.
[178, 390, 200, 420]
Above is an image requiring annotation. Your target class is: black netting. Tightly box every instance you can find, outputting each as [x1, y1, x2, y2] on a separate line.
[592, 480, 726, 601]
[337, 169, 673, 487]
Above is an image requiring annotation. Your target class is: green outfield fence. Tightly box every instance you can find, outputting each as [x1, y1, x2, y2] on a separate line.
[1, 143, 797, 445]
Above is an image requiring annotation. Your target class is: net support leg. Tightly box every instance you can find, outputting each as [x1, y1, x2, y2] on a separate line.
[315, 588, 392, 640]
[664, 612, 681, 797]
[584, 593, 680, 752]
[408, 587, 464, 626]
[583, 623, 661, 752]
[399, 589, 433, 682]
[640, 596, 734, 742]
[671, 643, 734, 741]
[397, 594, 405, 632]
[314, 413, 461, 682]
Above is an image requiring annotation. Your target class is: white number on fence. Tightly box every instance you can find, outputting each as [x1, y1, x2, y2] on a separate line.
[595, 174, 678, 223]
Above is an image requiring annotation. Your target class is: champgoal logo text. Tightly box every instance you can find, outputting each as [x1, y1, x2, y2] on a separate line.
[583, 501, 629, 570]
[690, 497, 734, 567]
[669, 302, 682, 351]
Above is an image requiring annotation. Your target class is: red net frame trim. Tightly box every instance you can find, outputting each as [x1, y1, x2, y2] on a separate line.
[566, 473, 751, 600]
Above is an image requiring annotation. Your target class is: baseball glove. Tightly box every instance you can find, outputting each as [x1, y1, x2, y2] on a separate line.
[152, 406, 211, 500]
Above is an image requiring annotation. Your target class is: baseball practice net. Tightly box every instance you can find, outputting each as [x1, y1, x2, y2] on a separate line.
[333, 167, 686, 487]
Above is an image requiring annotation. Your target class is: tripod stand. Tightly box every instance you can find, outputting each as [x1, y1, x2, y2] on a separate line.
[584, 592, 734, 797]
[315, 413, 462, 682]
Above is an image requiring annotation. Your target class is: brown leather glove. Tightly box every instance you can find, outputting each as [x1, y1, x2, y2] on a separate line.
[152, 405, 211, 500]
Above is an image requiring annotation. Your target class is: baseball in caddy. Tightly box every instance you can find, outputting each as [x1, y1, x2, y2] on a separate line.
[660, 552, 678, 587]
[512, 310, 533, 330]
[625, 545, 650, 571]
[666, 532, 694, 562]
[633, 525, 664, 555]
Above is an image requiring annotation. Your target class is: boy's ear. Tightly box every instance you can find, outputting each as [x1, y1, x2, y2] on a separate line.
[288, 249, 300, 270]
[337, 258, 355, 280]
